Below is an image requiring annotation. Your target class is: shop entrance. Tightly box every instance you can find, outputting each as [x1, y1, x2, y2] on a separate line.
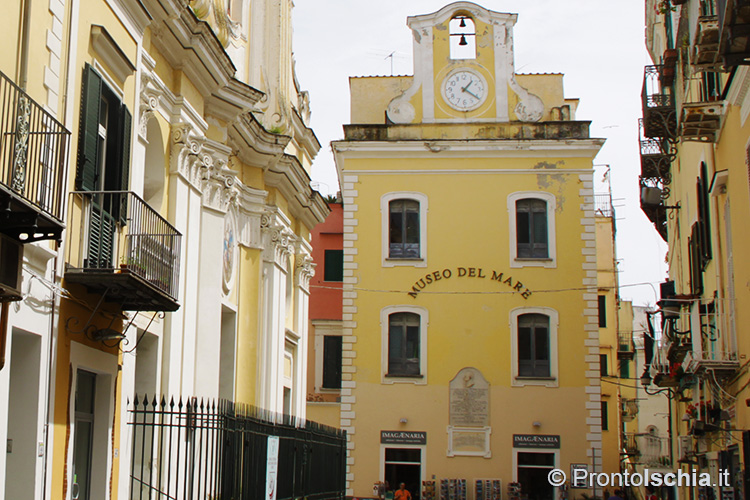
[517, 452, 555, 500]
[384, 448, 421, 499]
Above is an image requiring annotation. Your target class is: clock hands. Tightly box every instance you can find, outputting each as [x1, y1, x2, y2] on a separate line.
[461, 80, 481, 100]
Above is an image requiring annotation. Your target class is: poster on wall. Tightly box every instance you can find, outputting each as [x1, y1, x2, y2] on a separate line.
[266, 435, 280, 500]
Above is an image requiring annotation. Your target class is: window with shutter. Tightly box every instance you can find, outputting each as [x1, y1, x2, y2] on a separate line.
[322, 336, 342, 389]
[387, 312, 421, 376]
[516, 199, 548, 258]
[75, 64, 132, 269]
[389, 199, 420, 258]
[517, 313, 550, 378]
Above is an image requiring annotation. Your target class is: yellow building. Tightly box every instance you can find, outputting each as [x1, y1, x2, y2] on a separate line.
[0, 0, 332, 498]
[641, 0, 750, 499]
[332, 3, 607, 498]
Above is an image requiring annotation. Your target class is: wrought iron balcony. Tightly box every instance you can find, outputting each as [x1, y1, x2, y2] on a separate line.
[622, 432, 640, 457]
[65, 191, 181, 311]
[639, 119, 673, 184]
[0, 70, 70, 242]
[641, 65, 677, 139]
[717, 0, 750, 67]
[650, 298, 736, 386]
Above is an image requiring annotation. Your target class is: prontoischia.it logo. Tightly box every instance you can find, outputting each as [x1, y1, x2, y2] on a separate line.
[547, 468, 731, 488]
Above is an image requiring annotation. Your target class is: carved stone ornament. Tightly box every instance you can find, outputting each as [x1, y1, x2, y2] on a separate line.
[295, 253, 315, 291]
[260, 211, 296, 267]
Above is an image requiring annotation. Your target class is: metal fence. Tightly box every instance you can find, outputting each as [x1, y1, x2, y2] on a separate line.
[128, 395, 346, 500]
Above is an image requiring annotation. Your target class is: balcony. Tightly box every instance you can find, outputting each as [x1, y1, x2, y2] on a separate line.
[65, 191, 181, 311]
[681, 72, 725, 142]
[623, 432, 671, 467]
[594, 193, 613, 218]
[717, 0, 750, 67]
[0, 70, 70, 243]
[618, 331, 635, 360]
[641, 65, 677, 139]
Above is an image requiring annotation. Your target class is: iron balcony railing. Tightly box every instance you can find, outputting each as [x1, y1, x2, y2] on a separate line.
[66, 191, 181, 300]
[128, 395, 346, 500]
[594, 193, 613, 218]
[650, 299, 737, 384]
[623, 432, 671, 467]
[641, 65, 677, 139]
[0, 70, 70, 227]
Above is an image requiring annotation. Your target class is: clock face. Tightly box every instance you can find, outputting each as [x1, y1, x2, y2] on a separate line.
[442, 70, 487, 111]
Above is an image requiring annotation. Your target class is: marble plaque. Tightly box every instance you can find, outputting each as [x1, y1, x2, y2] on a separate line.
[449, 367, 490, 427]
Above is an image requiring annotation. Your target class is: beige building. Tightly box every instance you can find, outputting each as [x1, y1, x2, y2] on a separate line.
[641, 1, 750, 499]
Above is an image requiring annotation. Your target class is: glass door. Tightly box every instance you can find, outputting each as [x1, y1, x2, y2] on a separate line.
[72, 370, 96, 500]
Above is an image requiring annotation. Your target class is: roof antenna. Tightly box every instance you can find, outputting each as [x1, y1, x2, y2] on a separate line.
[385, 51, 395, 76]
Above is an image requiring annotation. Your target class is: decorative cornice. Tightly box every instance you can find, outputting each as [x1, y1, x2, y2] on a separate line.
[144, 0, 236, 97]
[90, 25, 136, 83]
[228, 112, 290, 167]
[206, 77, 265, 124]
[264, 154, 330, 230]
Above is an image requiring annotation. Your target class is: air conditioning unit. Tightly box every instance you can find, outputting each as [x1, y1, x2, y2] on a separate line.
[0, 234, 23, 302]
[641, 186, 663, 206]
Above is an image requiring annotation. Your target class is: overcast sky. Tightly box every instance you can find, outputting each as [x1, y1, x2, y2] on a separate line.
[292, 1, 668, 307]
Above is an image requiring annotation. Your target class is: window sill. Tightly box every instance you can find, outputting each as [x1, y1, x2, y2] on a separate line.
[385, 373, 424, 379]
[514, 258, 553, 262]
[515, 376, 556, 381]
[385, 258, 424, 262]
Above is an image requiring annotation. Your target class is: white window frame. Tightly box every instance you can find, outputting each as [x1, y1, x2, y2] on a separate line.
[510, 307, 559, 388]
[313, 320, 343, 393]
[67, 342, 118, 500]
[507, 191, 557, 269]
[379, 444, 426, 487]
[512, 448, 560, 482]
[381, 305, 428, 384]
[381, 192, 428, 268]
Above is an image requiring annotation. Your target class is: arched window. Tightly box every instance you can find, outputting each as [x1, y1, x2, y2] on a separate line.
[387, 312, 421, 376]
[449, 15, 476, 60]
[517, 313, 550, 378]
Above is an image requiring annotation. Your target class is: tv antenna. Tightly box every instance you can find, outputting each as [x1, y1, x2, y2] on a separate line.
[385, 51, 395, 76]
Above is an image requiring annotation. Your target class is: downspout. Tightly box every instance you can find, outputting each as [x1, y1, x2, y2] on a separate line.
[18, 0, 32, 90]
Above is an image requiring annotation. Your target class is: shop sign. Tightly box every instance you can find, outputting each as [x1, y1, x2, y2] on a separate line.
[571, 464, 588, 488]
[513, 434, 560, 449]
[381, 431, 427, 445]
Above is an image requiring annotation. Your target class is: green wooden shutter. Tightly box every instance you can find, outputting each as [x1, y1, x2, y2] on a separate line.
[76, 64, 102, 191]
[117, 104, 132, 224]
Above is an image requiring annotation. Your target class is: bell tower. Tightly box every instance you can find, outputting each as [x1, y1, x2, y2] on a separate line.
[387, 2, 544, 124]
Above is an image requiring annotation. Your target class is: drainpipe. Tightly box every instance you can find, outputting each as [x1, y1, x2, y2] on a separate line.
[18, 0, 32, 90]
[0, 303, 8, 370]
